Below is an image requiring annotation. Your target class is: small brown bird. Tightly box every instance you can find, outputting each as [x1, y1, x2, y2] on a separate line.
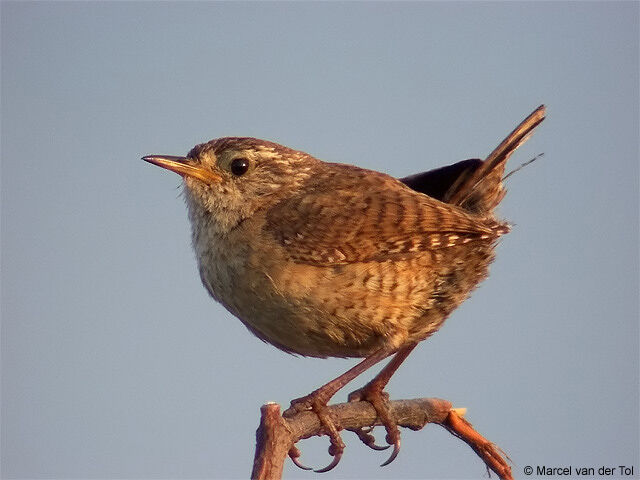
[143, 105, 545, 471]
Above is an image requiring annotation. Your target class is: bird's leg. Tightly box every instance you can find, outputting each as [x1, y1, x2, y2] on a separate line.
[347, 343, 418, 466]
[283, 347, 395, 472]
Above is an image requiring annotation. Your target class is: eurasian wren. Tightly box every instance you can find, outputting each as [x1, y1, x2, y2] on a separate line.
[143, 105, 546, 471]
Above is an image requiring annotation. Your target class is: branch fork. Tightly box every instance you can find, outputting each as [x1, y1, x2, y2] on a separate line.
[251, 397, 513, 480]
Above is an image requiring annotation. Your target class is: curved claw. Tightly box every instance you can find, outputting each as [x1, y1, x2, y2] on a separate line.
[370, 442, 391, 451]
[288, 446, 313, 470]
[380, 440, 400, 467]
[314, 450, 343, 473]
[351, 427, 391, 451]
[290, 455, 313, 471]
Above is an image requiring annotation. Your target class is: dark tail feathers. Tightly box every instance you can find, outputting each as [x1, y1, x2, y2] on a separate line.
[401, 105, 546, 215]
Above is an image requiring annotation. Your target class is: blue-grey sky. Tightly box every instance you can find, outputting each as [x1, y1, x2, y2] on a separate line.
[2, 2, 638, 479]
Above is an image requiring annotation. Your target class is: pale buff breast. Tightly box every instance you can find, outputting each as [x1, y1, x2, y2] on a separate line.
[194, 213, 495, 358]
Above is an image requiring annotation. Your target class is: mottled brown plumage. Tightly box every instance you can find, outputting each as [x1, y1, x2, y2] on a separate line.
[142, 105, 546, 471]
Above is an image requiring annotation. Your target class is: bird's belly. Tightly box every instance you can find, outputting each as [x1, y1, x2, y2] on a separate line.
[196, 244, 403, 357]
[197, 257, 377, 357]
[197, 239, 495, 358]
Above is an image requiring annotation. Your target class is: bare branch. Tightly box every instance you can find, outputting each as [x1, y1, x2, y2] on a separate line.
[251, 398, 513, 480]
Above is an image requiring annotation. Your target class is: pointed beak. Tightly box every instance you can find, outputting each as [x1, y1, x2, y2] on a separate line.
[142, 155, 222, 184]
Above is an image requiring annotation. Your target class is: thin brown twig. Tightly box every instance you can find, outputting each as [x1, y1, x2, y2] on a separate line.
[251, 398, 512, 480]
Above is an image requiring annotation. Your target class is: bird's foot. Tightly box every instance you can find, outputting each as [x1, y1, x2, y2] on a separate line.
[284, 393, 346, 473]
[348, 385, 401, 466]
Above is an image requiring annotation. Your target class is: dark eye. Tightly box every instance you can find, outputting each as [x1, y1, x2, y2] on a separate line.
[230, 158, 250, 176]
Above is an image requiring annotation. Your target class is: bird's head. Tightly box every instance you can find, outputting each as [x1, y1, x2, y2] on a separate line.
[143, 137, 318, 233]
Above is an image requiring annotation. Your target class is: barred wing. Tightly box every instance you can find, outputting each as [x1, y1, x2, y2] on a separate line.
[264, 166, 507, 266]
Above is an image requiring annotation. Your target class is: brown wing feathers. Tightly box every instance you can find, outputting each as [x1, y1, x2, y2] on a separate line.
[266, 106, 545, 266]
[266, 170, 506, 265]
